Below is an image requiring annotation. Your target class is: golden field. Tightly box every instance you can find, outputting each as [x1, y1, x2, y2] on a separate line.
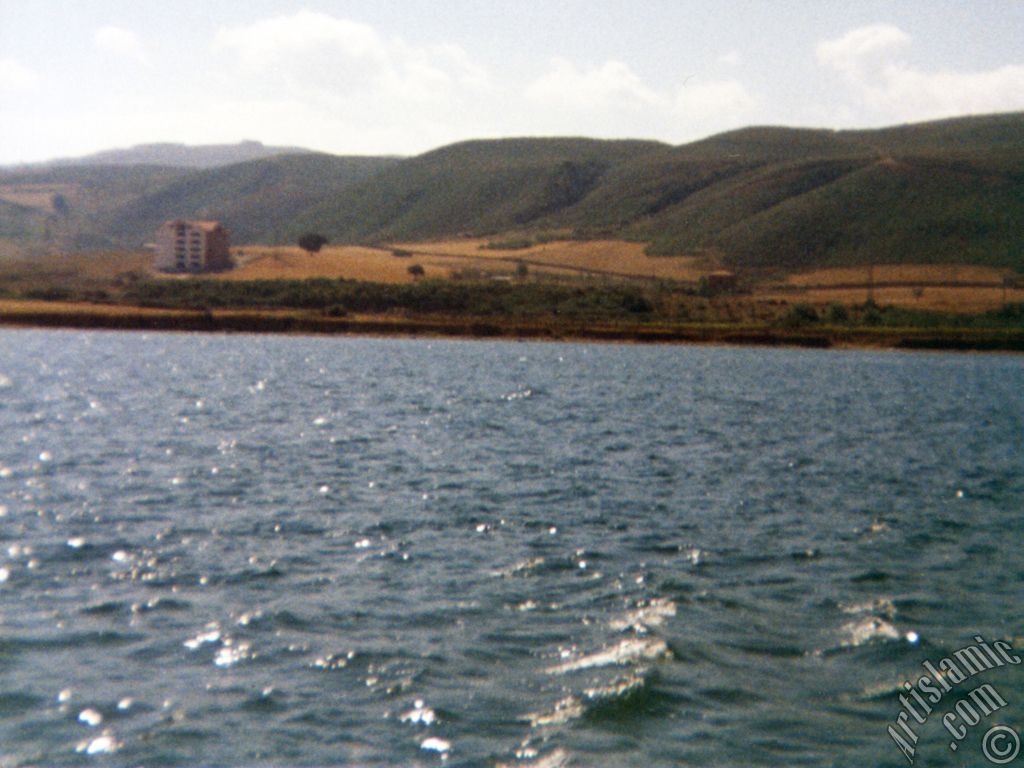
[0, 239, 26, 260]
[390, 239, 710, 281]
[1, 242, 1021, 314]
[224, 239, 708, 284]
[225, 245, 418, 283]
[0, 250, 152, 289]
[765, 263, 1022, 313]
[781, 264, 1011, 287]
[761, 285, 1024, 313]
[0, 298, 183, 318]
[0, 184, 73, 212]
[223, 242, 1021, 313]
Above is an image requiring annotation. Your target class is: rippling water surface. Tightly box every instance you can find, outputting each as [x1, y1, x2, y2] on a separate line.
[0, 329, 1022, 767]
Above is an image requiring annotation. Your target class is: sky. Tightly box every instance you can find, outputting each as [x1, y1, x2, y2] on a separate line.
[2, 0, 1023, 164]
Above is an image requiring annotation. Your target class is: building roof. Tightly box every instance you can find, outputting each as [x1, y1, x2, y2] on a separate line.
[162, 219, 225, 232]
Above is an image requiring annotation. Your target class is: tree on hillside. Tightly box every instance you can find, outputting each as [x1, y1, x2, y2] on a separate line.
[407, 264, 425, 279]
[51, 193, 71, 217]
[298, 233, 329, 253]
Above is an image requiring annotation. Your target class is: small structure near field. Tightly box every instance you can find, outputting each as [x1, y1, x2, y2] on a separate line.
[706, 270, 737, 292]
[154, 220, 231, 272]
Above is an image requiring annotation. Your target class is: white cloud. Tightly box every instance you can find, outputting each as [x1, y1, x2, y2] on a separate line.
[524, 59, 661, 112]
[212, 13, 760, 151]
[522, 59, 756, 140]
[204, 11, 501, 155]
[26, 10, 762, 160]
[675, 78, 756, 120]
[0, 58, 40, 91]
[213, 10, 487, 106]
[94, 26, 148, 64]
[817, 24, 1024, 122]
[718, 51, 741, 67]
[868, 64, 1024, 121]
[816, 24, 910, 79]
[214, 12, 385, 68]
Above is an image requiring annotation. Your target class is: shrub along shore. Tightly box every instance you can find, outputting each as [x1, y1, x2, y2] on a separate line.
[1, 277, 1023, 352]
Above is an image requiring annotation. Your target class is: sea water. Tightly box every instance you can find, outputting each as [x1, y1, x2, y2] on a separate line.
[0, 329, 1021, 766]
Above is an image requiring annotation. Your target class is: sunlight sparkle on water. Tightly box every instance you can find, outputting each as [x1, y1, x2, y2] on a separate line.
[401, 700, 437, 726]
[421, 736, 451, 754]
[76, 733, 120, 755]
[78, 708, 102, 726]
[214, 640, 252, 667]
[184, 626, 221, 650]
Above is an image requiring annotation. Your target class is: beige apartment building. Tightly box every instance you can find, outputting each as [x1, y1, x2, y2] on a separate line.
[154, 220, 231, 272]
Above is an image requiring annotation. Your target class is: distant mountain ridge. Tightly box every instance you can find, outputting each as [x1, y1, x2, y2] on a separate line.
[31, 140, 320, 169]
[1, 112, 1021, 274]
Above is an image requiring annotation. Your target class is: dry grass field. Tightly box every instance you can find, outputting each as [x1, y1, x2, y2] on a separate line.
[225, 243, 1022, 313]
[222, 239, 706, 285]
[0, 185, 66, 212]
[0, 239, 26, 260]
[226, 245, 434, 283]
[1, 244, 1020, 316]
[782, 264, 1010, 287]
[391, 239, 710, 281]
[0, 250, 152, 288]
[0, 298, 180, 318]
[764, 263, 1021, 313]
[761, 285, 1024, 313]
[228, 240, 698, 284]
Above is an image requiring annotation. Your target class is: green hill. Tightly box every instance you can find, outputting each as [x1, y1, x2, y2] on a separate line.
[630, 116, 1024, 269]
[0, 199, 48, 243]
[2, 113, 1021, 274]
[289, 138, 666, 242]
[0, 164, 189, 250]
[0, 155, 398, 249]
[663, 155, 1021, 270]
[287, 113, 1023, 272]
[98, 153, 400, 245]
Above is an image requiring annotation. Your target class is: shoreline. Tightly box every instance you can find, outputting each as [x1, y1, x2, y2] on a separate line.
[2, 300, 1023, 352]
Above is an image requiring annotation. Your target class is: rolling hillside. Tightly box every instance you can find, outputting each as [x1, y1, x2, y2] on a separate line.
[289, 138, 666, 243]
[630, 116, 1024, 269]
[0, 154, 398, 251]
[0, 164, 190, 251]
[97, 153, 401, 245]
[290, 113, 1024, 272]
[2, 112, 1021, 274]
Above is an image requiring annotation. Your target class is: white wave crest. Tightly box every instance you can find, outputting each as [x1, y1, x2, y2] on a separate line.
[498, 747, 570, 768]
[523, 696, 586, 727]
[609, 597, 677, 634]
[546, 636, 670, 674]
[841, 616, 901, 647]
[839, 597, 896, 618]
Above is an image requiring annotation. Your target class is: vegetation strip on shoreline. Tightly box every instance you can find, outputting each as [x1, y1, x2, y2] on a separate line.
[3, 299, 1023, 352]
